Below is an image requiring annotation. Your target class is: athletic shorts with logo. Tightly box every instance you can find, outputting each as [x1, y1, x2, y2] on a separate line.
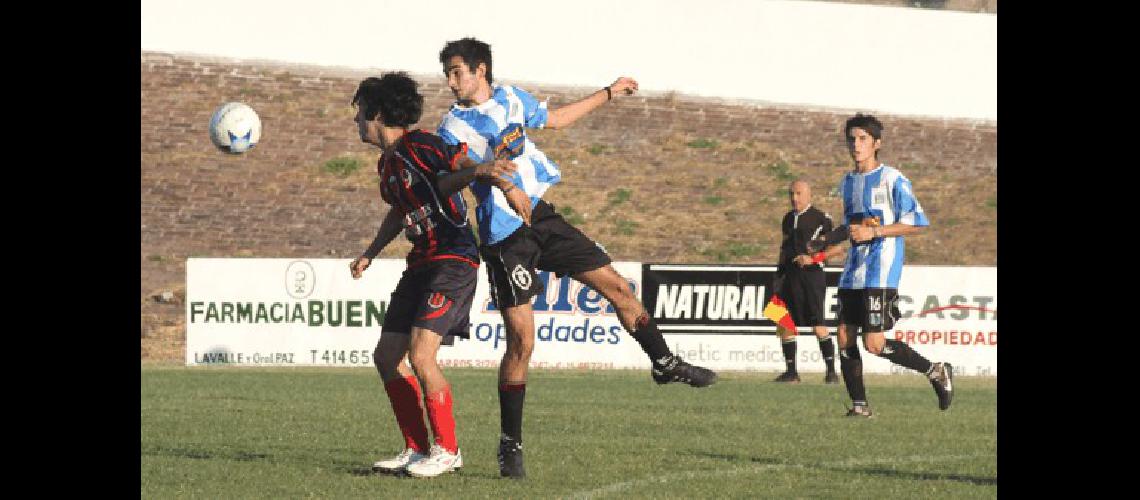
[837, 288, 900, 333]
[778, 267, 827, 327]
[382, 260, 477, 346]
[481, 200, 612, 308]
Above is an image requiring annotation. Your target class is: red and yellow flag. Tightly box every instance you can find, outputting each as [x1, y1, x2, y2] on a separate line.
[763, 294, 798, 332]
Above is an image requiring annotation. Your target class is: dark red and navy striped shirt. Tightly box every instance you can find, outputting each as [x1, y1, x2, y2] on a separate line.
[377, 130, 479, 270]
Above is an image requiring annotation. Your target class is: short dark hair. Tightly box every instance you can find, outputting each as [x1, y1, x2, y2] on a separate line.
[351, 72, 423, 127]
[844, 113, 884, 141]
[439, 37, 493, 84]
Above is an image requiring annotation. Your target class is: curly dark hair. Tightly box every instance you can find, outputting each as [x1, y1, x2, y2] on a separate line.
[439, 37, 493, 84]
[352, 72, 423, 127]
[844, 113, 884, 141]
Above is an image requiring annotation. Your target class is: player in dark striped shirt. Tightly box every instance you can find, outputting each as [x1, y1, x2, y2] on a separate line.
[347, 72, 528, 478]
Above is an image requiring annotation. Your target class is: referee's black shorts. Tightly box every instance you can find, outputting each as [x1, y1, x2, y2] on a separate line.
[481, 200, 612, 309]
[778, 267, 828, 327]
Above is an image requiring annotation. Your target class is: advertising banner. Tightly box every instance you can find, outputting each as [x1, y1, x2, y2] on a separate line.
[187, 259, 995, 375]
[642, 264, 996, 376]
[186, 259, 649, 369]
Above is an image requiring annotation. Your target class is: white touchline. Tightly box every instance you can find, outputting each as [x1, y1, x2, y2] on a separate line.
[562, 452, 992, 500]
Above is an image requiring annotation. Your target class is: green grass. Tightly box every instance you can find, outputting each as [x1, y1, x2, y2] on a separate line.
[608, 188, 632, 206]
[142, 366, 996, 498]
[767, 160, 797, 182]
[586, 144, 610, 155]
[703, 195, 724, 206]
[614, 218, 639, 236]
[686, 138, 719, 149]
[558, 205, 586, 225]
[322, 156, 362, 178]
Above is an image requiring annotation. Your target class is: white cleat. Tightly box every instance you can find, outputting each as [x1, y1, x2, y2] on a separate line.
[372, 448, 428, 474]
[405, 444, 463, 478]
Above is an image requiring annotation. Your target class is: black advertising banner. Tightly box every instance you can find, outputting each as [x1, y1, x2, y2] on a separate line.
[642, 264, 842, 335]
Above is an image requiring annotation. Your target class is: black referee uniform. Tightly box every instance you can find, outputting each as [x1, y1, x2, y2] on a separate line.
[776, 206, 833, 328]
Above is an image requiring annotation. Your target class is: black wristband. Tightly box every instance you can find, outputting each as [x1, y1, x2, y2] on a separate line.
[604, 86, 612, 101]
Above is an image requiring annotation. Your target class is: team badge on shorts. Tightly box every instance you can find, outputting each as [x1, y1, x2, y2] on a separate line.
[869, 313, 882, 326]
[427, 292, 447, 309]
[511, 264, 532, 290]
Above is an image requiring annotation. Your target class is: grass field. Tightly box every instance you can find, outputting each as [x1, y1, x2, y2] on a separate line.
[141, 366, 996, 498]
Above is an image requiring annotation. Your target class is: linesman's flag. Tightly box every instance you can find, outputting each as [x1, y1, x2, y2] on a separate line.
[763, 294, 798, 331]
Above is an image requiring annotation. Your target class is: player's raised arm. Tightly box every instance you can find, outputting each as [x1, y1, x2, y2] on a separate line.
[545, 77, 638, 129]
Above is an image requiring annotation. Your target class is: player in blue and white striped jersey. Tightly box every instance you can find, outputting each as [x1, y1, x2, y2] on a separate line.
[815, 114, 953, 417]
[435, 37, 716, 479]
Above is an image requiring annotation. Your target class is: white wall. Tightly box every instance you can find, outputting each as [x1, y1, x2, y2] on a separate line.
[141, 0, 995, 122]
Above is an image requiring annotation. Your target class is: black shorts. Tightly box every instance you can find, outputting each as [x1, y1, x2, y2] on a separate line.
[777, 268, 827, 327]
[837, 288, 900, 333]
[481, 200, 612, 308]
[382, 260, 477, 346]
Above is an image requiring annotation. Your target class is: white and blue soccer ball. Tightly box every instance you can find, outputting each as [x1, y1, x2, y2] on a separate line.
[209, 102, 261, 154]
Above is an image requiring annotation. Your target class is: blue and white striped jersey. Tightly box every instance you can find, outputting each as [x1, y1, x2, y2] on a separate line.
[838, 164, 929, 289]
[437, 84, 561, 245]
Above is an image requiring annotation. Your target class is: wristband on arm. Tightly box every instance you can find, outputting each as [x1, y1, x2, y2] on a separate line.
[811, 252, 827, 265]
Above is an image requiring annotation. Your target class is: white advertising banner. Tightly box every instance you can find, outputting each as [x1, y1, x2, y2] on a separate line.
[643, 265, 996, 376]
[185, 258, 649, 369]
[187, 260, 995, 376]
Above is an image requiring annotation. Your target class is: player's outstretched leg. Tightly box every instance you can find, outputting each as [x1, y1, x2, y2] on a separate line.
[864, 333, 953, 411]
[574, 265, 717, 387]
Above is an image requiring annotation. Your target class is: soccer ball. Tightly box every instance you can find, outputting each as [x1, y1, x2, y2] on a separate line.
[209, 102, 261, 154]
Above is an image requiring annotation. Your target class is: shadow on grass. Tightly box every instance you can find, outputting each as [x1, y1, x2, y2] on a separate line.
[144, 447, 270, 462]
[691, 451, 786, 466]
[820, 465, 997, 487]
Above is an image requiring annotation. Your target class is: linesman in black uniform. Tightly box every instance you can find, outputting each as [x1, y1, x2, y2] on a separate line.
[773, 180, 845, 383]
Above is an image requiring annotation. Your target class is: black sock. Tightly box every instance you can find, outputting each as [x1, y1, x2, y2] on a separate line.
[631, 314, 674, 367]
[839, 346, 866, 404]
[878, 339, 933, 374]
[780, 338, 797, 373]
[818, 336, 836, 373]
[498, 382, 526, 443]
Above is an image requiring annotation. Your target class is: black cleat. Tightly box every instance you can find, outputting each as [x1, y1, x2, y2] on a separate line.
[651, 355, 718, 387]
[929, 362, 954, 410]
[845, 405, 873, 418]
[498, 435, 526, 479]
[773, 371, 801, 383]
[824, 371, 840, 384]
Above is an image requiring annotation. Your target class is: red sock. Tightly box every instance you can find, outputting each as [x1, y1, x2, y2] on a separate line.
[383, 375, 431, 453]
[424, 385, 458, 454]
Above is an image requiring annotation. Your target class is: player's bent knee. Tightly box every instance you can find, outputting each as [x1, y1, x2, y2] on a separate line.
[407, 351, 436, 373]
